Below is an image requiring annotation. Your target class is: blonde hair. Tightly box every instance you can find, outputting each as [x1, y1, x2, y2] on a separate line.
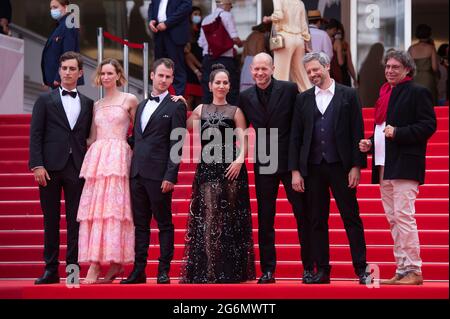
[93, 58, 127, 87]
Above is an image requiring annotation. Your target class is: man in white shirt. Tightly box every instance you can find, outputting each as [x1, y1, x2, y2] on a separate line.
[29, 51, 93, 284]
[121, 58, 187, 285]
[289, 52, 370, 284]
[307, 10, 333, 60]
[198, 0, 242, 105]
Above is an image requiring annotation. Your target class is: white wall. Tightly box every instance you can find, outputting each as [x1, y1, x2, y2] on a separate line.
[0, 34, 25, 114]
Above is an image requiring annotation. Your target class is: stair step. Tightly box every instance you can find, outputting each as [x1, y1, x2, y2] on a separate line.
[0, 130, 449, 149]
[0, 184, 447, 200]
[1, 142, 449, 159]
[0, 229, 447, 246]
[0, 198, 447, 215]
[0, 261, 447, 280]
[0, 156, 448, 174]
[0, 213, 447, 231]
[1, 170, 448, 186]
[0, 245, 447, 263]
[0, 107, 447, 125]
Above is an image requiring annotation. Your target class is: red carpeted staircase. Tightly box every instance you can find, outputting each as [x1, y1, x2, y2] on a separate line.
[0, 108, 448, 299]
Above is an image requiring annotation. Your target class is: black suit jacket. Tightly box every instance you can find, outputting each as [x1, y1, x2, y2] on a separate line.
[239, 79, 299, 174]
[369, 81, 436, 185]
[28, 89, 93, 172]
[130, 95, 187, 183]
[289, 83, 367, 176]
[148, 0, 191, 46]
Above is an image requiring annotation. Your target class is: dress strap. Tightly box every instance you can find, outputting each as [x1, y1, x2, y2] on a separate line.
[120, 94, 128, 106]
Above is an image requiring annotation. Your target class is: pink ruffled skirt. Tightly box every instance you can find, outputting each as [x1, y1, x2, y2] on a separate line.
[77, 139, 134, 264]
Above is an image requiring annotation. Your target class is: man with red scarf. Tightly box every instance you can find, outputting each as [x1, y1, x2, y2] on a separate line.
[359, 49, 437, 285]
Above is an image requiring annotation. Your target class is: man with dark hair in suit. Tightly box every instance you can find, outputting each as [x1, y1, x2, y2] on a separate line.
[148, 0, 191, 95]
[121, 58, 187, 284]
[29, 51, 93, 284]
[239, 52, 312, 284]
[289, 52, 371, 284]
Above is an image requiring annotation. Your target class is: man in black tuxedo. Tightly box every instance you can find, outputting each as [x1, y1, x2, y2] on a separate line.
[148, 0, 191, 95]
[121, 58, 187, 284]
[289, 52, 370, 284]
[239, 53, 312, 284]
[29, 51, 93, 284]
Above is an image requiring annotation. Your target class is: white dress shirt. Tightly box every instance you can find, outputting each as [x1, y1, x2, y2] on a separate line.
[157, 0, 169, 22]
[59, 86, 81, 130]
[198, 8, 238, 57]
[141, 90, 169, 132]
[309, 25, 334, 60]
[314, 80, 335, 115]
[374, 122, 386, 166]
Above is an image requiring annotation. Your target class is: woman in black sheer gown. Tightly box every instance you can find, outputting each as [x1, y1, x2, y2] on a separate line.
[180, 64, 256, 283]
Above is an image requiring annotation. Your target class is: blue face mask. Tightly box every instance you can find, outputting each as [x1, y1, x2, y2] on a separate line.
[192, 15, 202, 24]
[50, 9, 62, 20]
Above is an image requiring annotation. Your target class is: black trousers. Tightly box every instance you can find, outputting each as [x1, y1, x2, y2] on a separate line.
[154, 32, 187, 96]
[201, 55, 239, 105]
[254, 171, 311, 273]
[306, 161, 367, 274]
[130, 176, 174, 274]
[39, 155, 84, 273]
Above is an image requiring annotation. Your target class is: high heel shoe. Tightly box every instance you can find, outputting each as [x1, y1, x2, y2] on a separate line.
[97, 264, 125, 284]
[81, 263, 102, 285]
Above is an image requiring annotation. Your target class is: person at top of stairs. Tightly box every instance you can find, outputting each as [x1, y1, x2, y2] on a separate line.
[359, 49, 437, 285]
[29, 51, 93, 284]
[289, 52, 371, 285]
[41, 0, 84, 89]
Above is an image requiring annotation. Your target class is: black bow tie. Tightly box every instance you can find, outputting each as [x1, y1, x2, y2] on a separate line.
[62, 89, 77, 98]
[148, 95, 160, 103]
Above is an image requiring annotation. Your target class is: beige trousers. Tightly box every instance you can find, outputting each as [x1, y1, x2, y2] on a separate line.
[379, 166, 422, 275]
[273, 32, 312, 92]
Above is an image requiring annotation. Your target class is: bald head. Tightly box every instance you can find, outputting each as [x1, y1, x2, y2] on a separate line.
[251, 53, 274, 89]
[252, 53, 273, 67]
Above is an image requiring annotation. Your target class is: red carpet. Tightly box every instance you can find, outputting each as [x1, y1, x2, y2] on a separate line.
[0, 107, 448, 299]
[0, 280, 447, 299]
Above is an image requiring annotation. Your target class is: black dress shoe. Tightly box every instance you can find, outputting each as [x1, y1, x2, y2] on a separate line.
[358, 272, 373, 285]
[257, 272, 275, 284]
[35, 270, 60, 285]
[157, 272, 170, 284]
[310, 269, 330, 284]
[302, 270, 315, 284]
[120, 269, 146, 284]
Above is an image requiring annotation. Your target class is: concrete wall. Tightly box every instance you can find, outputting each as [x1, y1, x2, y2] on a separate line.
[0, 34, 25, 114]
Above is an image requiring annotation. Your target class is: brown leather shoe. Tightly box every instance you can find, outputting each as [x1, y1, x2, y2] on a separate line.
[380, 273, 405, 285]
[395, 272, 423, 285]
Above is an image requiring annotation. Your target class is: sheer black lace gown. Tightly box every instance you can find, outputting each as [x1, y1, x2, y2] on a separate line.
[180, 104, 256, 283]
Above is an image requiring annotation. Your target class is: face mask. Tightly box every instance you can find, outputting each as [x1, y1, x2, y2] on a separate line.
[50, 9, 62, 20]
[192, 15, 201, 24]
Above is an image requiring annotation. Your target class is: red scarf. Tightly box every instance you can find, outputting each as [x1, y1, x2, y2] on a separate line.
[374, 76, 412, 124]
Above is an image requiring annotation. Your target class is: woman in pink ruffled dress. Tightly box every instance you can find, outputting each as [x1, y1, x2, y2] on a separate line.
[77, 58, 138, 284]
